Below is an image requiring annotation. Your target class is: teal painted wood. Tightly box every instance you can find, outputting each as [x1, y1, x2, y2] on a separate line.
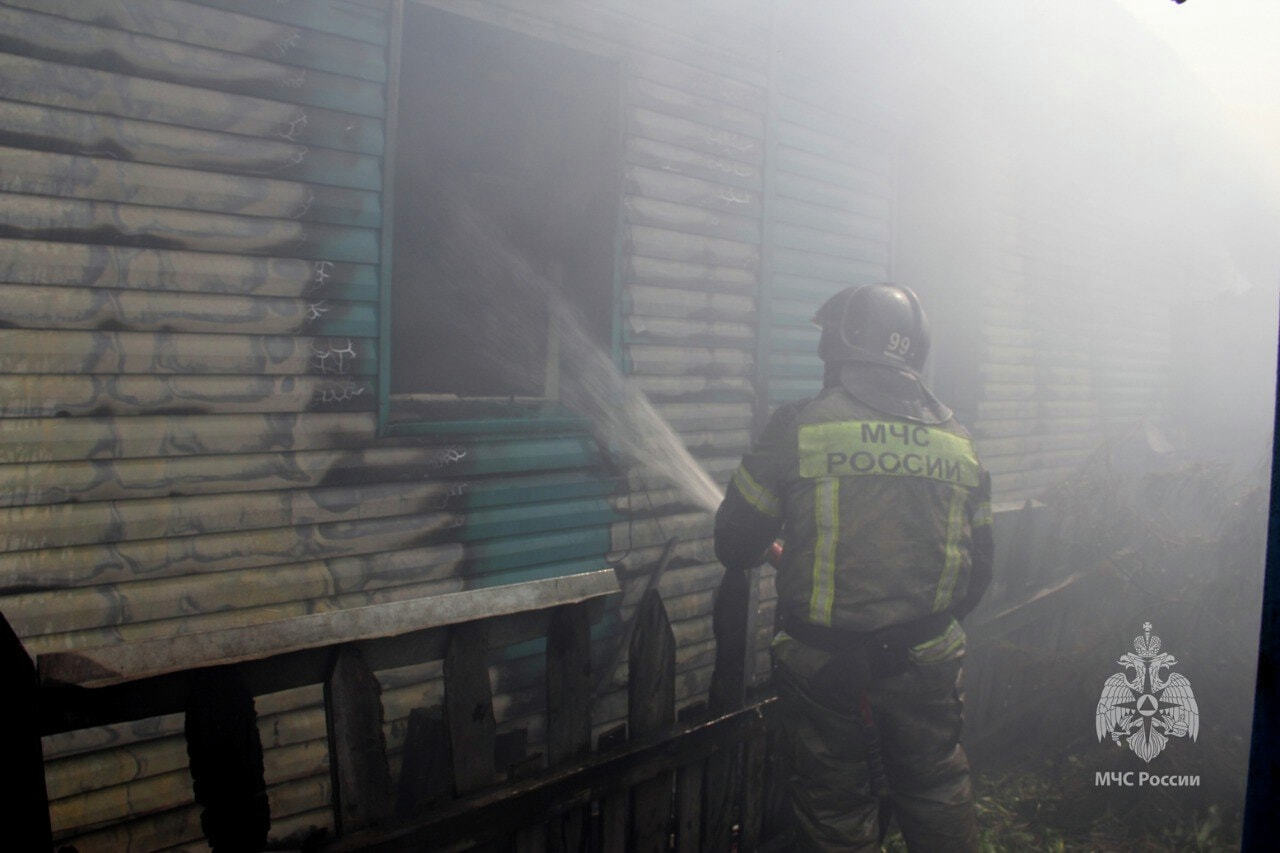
[447, 436, 602, 476]
[0, 53, 384, 155]
[459, 497, 618, 543]
[190, 0, 389, 46]
[382, 417, 593, 439]
[0, 99, 383, 192]
[3, 0, 389, 82]
[772, 247, 886, 284]
[0, 6, 386, 119]
[767, 324, 821, 353]
[767, 352, 823, 379]
[462, 527, 616, 576]
[774, 145, 893, 200]
[462, 472, 621, 510]
[771, 273, 861, 304]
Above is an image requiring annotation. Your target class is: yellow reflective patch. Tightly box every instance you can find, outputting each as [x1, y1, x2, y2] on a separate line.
[731, 465, 781, 518]
[807, 478, 839, 626]
[909, 617, 965, 664]
[797, 421, 980, 488]
[932, 486, 968, 613]
[972, 500, 993, 528]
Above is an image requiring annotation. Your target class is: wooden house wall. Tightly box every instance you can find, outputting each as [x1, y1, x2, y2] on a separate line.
[0, 0, 795, 848]
[1, 1, 1208, 846]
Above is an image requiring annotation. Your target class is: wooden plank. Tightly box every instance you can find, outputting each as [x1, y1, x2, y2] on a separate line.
[628, 374, 754, 403]
[0, 441, 600, 504]
[0, 146, 381, 227]
[772, 222, 889, 266]
[0, 6, 385, 118]
[0, 193, 379, 263]
[3, 0, 388, 81]
[0, 100, 382, 191]
[626, 136, 761, 193]
[628, 76, 764, 140]
[624, 195, 762, 245]
[628, 588, 676, 852]
[325, 645, 394, 833]
[628, 51, 765, 114]
[191, 0, 389, 45]
[31, 590, 573, 734]
[627, 255, 758, 295]
[625, 284, 754, 324]
[6, 543, 465, 639]
[771, 196, 891, 242]
[394, 706, 451, 819]
[772, 171, 891, 219]
[624, 315, 754, 348]
[625, 344, 753, 378]
[0, 238, 377, 300]
[184, 666, 270, 850]
[0, 411, 376, 465]
[37, 571, 619, 689]
[771, 247, 886, 287]
[0, 374, 376, 419]
[0, 285, 375, 337]
[545, 603, 591, 852]
[0, 53, 383, 154]
[625, 164, 762, 218]
[443, 621, 496, 794]
[627, 224, 760, 271]
[0, 479, 455, 554]
[0, 328, 375, 375]
[0, 612, 52, 849]
[0, 510, 458, 591]
[0, 446, 448, 507]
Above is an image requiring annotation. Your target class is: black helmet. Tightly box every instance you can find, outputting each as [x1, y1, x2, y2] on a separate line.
[814, 284, 951, 424]
[814, 283, 931, 373]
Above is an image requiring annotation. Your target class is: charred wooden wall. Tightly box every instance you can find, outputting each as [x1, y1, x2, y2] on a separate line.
[1, 0, 1203, 847]
[0, 0, 803, 847]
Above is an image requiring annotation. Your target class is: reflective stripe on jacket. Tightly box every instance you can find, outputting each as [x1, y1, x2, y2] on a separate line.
[715, 386, 993, 634]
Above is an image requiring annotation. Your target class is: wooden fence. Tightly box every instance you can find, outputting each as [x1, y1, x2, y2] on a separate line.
[3, 565, 782, 852]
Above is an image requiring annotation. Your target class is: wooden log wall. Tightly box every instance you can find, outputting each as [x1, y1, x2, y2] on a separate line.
[0, 0, 816, 848]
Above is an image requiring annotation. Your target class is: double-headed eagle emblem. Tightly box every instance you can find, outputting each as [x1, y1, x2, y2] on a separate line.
[1095, 622, 1199, 762]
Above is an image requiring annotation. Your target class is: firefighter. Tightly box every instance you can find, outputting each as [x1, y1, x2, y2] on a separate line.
[714, 284, 993, 852]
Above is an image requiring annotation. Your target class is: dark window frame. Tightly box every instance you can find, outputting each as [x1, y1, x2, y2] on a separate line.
[376, 2, 626, 438]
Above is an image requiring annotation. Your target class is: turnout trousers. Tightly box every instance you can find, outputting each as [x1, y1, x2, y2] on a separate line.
[771, 632, 980, 852]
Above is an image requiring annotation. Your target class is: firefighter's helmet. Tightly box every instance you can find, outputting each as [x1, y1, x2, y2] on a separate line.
[814, 284, 951, 424]
[814, 283, 931, 373]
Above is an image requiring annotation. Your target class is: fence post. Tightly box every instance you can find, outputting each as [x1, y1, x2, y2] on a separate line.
[325, 644, 394, 835]
[186, 665, 270, 850]
[396, 705, 452, 818]
[444, 621, 497, 795]
[629, 588, 676, 852]
[703, 567, 751, 850]
[547, 602, 593, 851]
[0, 612, 52, 850]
